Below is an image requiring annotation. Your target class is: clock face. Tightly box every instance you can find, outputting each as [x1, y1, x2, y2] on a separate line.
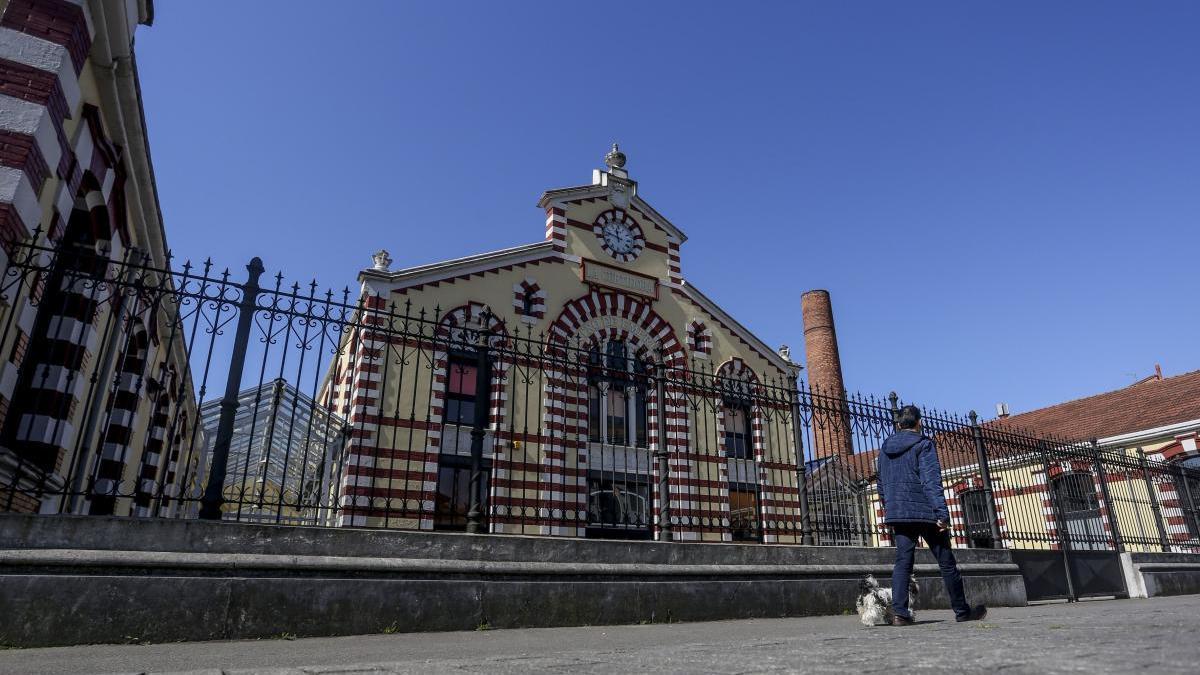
[592, 210, 645, 263]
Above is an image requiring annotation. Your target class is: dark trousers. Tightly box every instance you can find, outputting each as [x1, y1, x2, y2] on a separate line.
[891, 522, 970, 619]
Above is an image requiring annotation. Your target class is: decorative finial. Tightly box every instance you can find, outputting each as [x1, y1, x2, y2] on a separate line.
[372, 249, 392, 272]
[778, 345, 792, 362]
[604, 142, 626, 170]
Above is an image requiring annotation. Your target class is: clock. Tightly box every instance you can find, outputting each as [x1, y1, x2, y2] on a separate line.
[592, 209, 645, 263]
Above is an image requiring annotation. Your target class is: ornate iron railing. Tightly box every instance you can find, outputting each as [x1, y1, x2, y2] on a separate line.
[1, 237, 1197, 559]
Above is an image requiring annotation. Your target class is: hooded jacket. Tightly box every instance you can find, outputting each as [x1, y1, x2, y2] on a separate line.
[877, 430, 950, 524]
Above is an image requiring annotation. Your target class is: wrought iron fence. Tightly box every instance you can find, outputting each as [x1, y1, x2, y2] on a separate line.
[1, 237, 1198, 556]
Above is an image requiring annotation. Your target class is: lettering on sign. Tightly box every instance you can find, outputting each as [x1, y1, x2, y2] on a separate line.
[581, 261, 658, 299]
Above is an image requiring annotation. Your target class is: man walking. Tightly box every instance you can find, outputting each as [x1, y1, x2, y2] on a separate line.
[878, 405, 988, 626]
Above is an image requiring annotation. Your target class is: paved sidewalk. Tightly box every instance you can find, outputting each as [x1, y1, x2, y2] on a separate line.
[2, 595, 1197, 674]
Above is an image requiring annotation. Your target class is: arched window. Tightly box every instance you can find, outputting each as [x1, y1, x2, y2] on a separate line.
[521, 289, 535, 316]
[586, 340, 648, 448]
[686, 320, 711, 358]
[511, 279, 544, 322]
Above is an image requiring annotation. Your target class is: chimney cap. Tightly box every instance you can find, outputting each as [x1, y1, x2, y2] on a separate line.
[996, 402, 1010, 418]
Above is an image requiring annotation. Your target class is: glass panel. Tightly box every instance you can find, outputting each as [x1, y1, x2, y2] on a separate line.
[587, 475, 649, 529]
[730, 488, 760, 541]
[634, 390, 648, 449]
[435, 465, 490, 531]
[724, 407, 750, 459]
[962, 490, 994, 547]
[588, 384, 602, 443]
[448, 361, 477, 396]
[435, 466, 470, 529]
[608, 387, 628, 446]
[1056, 474, 1099, 514]
[445, 398, 475, 426]
[606, 341, 628, 372]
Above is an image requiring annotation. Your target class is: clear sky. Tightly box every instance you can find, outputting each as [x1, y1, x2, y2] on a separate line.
[135, 1, 1199, 419]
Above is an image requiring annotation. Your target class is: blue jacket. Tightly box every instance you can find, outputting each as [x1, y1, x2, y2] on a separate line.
[877, 430, 949, 524]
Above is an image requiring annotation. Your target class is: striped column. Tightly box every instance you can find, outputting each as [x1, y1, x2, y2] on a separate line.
[88, 329, 150, 515]
[545, 207, 567, 254]
[131, 391, 171, 516]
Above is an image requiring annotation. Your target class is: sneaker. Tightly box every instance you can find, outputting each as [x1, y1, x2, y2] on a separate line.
[891, 614, 915, 626]
[956, 605, 988, 622]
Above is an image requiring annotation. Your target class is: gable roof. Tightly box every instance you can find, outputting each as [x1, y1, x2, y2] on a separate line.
[360, 241, 557, 288]
[538, 184, 688, 243]
[987, 369, 1200, 442]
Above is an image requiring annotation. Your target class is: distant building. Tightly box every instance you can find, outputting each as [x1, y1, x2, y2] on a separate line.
[0, 1, 203, 517]
[991, 367, 1200, 460]
[857, 368, 1200, 551]
[200, 379, 347, 525]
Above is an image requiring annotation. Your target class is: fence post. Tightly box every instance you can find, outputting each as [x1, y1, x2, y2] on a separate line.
[968, 411, 1004, 546]
[1178, 465, 1200, 549]
[654, 360, 673, 540]
[199, 257, 265, 521]
[1137, 449, 1171, 552]
[1090, 438, 1123, 552]
[1039, 440, 1077, 601]
[888, 391, 899, 430]
[465, 326, 493, 534]
[791, 379, 813, 545]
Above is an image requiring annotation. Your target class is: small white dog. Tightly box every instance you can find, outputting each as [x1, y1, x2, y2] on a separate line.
[855, 574, 919, 626]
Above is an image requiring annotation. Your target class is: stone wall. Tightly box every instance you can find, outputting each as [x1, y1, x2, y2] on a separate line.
[0, 514, 1027, 647]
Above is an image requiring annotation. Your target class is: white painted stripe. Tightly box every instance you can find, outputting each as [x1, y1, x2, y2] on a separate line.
[14, 414, 75, 446]
[0, 95, 61, 175]
[0, 362, 17, 399]
[0, 28, 80, 114]
[73, 121, 95, 176]
[100, 167, 115, 202]
[0, 166, 41, 235]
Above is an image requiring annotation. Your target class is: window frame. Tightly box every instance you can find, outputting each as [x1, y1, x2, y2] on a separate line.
[586, 340, 649, 449]
[728, 482, 762, 542]
[960, 488, 995, 549]
[444, 354, 481, 427]
[722, 400, 753, 460]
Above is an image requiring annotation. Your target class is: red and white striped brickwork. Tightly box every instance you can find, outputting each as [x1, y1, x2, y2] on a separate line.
[667, 238, 682, 285]
[334, 293, 389, 526]
[714, 357, 801, 543]
[88, 328, 153, 514]
[0, 0, 150, 510]
[512, 278, 546, 323]
[542, 291, 688, 539]
[945, 476, 1011, 549]
[1032, 460, 1116, 551]
[1147, 440, 1199, 552]
[131, 391, 171, 516]
[685, 320, 712, 359]
[544, 207, 567, 254]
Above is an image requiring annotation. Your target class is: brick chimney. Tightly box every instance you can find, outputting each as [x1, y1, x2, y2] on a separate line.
[801, 290, 854, 460]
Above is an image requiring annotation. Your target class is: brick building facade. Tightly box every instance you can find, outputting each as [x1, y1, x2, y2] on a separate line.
[320, 147, 806, 542]
[0, 1, 204, 515]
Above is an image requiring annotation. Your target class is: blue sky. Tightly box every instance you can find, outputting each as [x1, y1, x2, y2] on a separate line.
[136, 1, 1198, 418]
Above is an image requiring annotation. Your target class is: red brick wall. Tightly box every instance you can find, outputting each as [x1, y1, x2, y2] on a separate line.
[801, 290, 854, 459]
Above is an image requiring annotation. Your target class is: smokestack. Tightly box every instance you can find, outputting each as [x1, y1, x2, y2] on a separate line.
[801, 290, 854, 460]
